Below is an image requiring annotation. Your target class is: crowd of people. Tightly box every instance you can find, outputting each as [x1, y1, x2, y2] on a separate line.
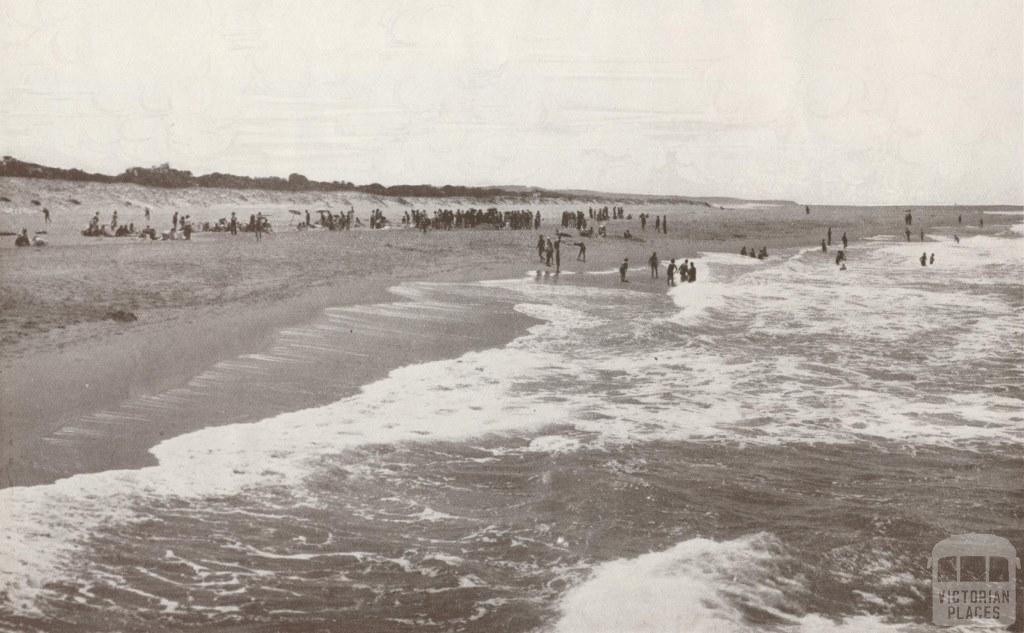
[400, 208, 540, 231]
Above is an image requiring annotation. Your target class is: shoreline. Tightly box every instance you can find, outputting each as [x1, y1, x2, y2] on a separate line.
[2, 175, 1014, 488]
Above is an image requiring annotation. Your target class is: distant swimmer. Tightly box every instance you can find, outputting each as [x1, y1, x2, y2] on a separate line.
[929, 253, 935, 265]
[842, 232, 848, 249]
[620, 258, 629, 282]
[920, 252, 927, 266]
[821, 239, 827, 253]
[649, 252, 659, 278]
[667, 259, 677, 286]
[954, 234, 960, 244]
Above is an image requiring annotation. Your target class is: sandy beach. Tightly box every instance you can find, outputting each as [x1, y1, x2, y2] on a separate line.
[0, 175, 1003, 487]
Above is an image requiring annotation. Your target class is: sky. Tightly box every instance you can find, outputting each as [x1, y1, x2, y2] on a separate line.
[1, 0, 1021, 204]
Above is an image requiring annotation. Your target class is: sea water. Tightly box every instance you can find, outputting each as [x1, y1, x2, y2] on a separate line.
[1, 221, 1021, 632]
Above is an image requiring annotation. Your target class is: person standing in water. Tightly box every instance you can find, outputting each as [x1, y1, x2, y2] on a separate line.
[575, 241, 586, 261]
[667, 259, 677, 286]
[827, 227, 832, 246]
[920, 252, 927, 266]
[929, 253, 935, 265]
[255, 213, 264, 241]
[920, 229, 925, 242]
[619, 258, 629, 282]
[821, 239, 827, 253]
[649, 252, 659, 279]
[687, 262, 696, 282]
[842, 232, 848, 249]
[662, 216, 668, 234]
[554, 238, 561, 273]
[537, 235, 546, 262]
[545, 238, 554, 267]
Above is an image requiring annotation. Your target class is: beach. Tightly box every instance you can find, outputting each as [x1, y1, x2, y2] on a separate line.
[1, 176, 1021, 631]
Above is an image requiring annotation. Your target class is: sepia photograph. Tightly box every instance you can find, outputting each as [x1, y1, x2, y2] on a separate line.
[1, 1, 1022, 631]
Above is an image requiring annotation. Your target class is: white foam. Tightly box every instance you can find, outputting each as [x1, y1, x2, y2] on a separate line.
[552, 533, 913, 633]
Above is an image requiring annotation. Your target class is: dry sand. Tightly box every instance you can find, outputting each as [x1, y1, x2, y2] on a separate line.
[0, 176, 994, 486]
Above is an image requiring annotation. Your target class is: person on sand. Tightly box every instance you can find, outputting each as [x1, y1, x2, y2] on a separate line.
[920, 252, 927, 266]
[619, 258, 629, 282]
[667, 259, 676, 286]
[842, 232, 848, 249]
[649, 252, 659, 279]
[929, 253, 935, 265]
[575, 241, 586, 262]
[537, 235, 545, 262]
[687, 262, 696, 283]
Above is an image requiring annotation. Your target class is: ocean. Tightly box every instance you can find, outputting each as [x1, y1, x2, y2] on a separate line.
[1, 218, 1022, 632]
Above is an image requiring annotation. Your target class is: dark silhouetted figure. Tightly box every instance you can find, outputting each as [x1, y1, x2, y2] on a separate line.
[649, 252, 659, 278]
[619, 258, 629, 282]
[667, 259, 676, 286]
[920, 252, 927, 266]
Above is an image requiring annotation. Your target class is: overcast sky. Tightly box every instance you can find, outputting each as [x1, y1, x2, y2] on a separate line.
[2, 0, 1021, 204]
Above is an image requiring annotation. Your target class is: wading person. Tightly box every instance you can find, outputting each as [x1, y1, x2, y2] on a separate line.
[619, 258, 629, 282]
